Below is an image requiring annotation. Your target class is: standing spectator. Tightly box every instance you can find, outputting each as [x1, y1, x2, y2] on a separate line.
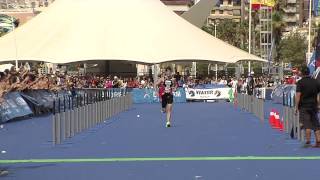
[295, 66, 320, 148]
[246, 73, 254, 95]
[112, 76, 121, 88]
[104, 76, 113, 88]
[174, 72, 181, 82]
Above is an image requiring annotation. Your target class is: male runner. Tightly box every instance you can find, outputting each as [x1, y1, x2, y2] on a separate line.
[157, 74, 176, 127]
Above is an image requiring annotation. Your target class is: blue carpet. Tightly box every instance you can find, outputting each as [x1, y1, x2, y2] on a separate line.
[0, 102, 319, 180]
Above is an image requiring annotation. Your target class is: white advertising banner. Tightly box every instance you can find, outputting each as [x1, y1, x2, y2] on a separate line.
[185, 87, 232, 100]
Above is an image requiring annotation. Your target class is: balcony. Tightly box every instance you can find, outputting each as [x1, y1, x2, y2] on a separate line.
[287, 0, 297, 4]
[212, 6, 241, 11]
[284, 16, 297, 23]
[283, 7, 297, 13]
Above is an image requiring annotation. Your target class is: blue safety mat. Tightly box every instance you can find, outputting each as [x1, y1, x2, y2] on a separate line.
[0, 102, 319, 180]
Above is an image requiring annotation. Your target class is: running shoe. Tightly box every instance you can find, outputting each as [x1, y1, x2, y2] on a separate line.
[161, 108, 165, 113]
[0, 170, 8, 177]
[302, 142, 312, 148]
[166, 121, 171, 128]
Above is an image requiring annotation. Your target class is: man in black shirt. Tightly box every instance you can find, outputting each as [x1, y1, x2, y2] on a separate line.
[247, 74, 254, 95]
[295, 66, 320, 148]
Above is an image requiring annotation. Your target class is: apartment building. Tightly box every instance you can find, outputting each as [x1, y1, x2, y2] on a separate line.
[207, 0, 241, 25]
[161, 0, 194, 15]
[282, 0, 301, 31]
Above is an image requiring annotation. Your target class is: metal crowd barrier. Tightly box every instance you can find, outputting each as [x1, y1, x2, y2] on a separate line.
[282, 93, 303, 141]
[236, 93, 264, 122]
[52, 90, 133, 145]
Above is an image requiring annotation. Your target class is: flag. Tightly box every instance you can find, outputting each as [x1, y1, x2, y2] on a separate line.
[308, 52, 316, 74]
[315, 30, 320, 68]
[251, 0, 275, 10]
[263, 0, 276, 7]
[313, 0, 320, 16]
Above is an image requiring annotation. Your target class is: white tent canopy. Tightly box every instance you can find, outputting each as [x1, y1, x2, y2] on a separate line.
[0, 0, 265, 64]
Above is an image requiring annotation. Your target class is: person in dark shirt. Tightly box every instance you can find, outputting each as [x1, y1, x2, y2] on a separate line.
[247, 74, 254, 95]
[295, 66, 320, 148]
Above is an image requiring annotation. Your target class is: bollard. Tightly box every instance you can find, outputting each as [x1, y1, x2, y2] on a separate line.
[75, 105, 79, 135]
[261, 99, 264, 121]
[66, 97, 71, 138]
[70, 97, 75, 137]
[64, 110, 70, 139]
[82, 94, 86, 132]
[61, 112, 66, 141]
[106, 99, 109, 119]
[85, 96, 89, 130]
[85, 94, 89, 130]
[88, 102, 92, 129]
[103, 99, 106, 121]
[52, 100, 56, 145]
[94, 93, 98, 125]
[108, 99, 111, 119]
[82, 103, 86, 132]
[94, 99, 98, 125]
[290, 108, 296, 139]
[111, 98, 114, 116]
[295, 111, 301, 141]
[57, 98, 62, 144]
[284, 106, 288, 133]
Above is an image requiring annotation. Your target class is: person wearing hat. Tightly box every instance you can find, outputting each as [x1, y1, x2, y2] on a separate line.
[295, 66, 320, 148]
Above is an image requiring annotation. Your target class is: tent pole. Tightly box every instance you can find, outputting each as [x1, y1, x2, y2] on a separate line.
[307, 0, 313, 64]
[248, 0, 252, 74]
[11, 16, 18, 70]
[215, 64, 218, 81]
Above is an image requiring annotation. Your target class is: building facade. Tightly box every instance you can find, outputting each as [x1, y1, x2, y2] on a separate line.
[206, 0, 241, 25]
[281, 0, 301, 31]
[161, 0, 194, 15]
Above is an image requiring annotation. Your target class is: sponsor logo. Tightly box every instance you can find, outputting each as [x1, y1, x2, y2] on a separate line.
[214, 90, 221, 97]
[189, 90, 195, 97]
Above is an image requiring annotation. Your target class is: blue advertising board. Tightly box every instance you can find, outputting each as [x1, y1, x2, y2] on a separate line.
[131, 88, 186, 104]
[0, 92, 33, 123]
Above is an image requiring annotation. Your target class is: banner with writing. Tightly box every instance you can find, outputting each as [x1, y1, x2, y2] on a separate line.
[131, 88, 186, 104]
[185, 87, 231, 100]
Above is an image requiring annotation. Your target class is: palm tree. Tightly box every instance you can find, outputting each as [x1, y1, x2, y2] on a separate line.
[272, 7, 286, 63]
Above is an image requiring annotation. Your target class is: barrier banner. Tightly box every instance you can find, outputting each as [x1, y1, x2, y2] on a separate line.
[185, 87, 231, 100]
[0, 92, 33, 123]
[131, 88, 186, 104]
[22, 90, 56, 109]
[271, 84, 296, 105]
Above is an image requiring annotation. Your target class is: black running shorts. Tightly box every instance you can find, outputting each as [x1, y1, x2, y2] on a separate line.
[161, 93, 173, 108]
[299, 108, 320, 131]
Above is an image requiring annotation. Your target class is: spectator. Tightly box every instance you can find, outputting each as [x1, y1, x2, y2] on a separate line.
[104, 76, 113, 88]
[295, 66, 320, 148]
[112, 76, 121, 88]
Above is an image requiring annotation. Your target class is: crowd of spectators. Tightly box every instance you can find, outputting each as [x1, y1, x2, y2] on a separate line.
[0, 63, 288, 103]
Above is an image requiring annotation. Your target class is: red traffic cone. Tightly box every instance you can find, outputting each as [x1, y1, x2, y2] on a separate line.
[273, 112, 281, 130]
[279, 117, 284, 131]
[269, 110, 275, 127]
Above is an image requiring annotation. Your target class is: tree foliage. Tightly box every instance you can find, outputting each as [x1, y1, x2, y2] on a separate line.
[202, 20, 249, 51]
[278, 32, 307, 68]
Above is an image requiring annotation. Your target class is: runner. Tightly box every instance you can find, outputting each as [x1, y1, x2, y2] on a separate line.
[156, 74, 176, 127]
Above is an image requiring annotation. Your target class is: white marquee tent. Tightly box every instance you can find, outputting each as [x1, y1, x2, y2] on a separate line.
[0, 0, 265, 64]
